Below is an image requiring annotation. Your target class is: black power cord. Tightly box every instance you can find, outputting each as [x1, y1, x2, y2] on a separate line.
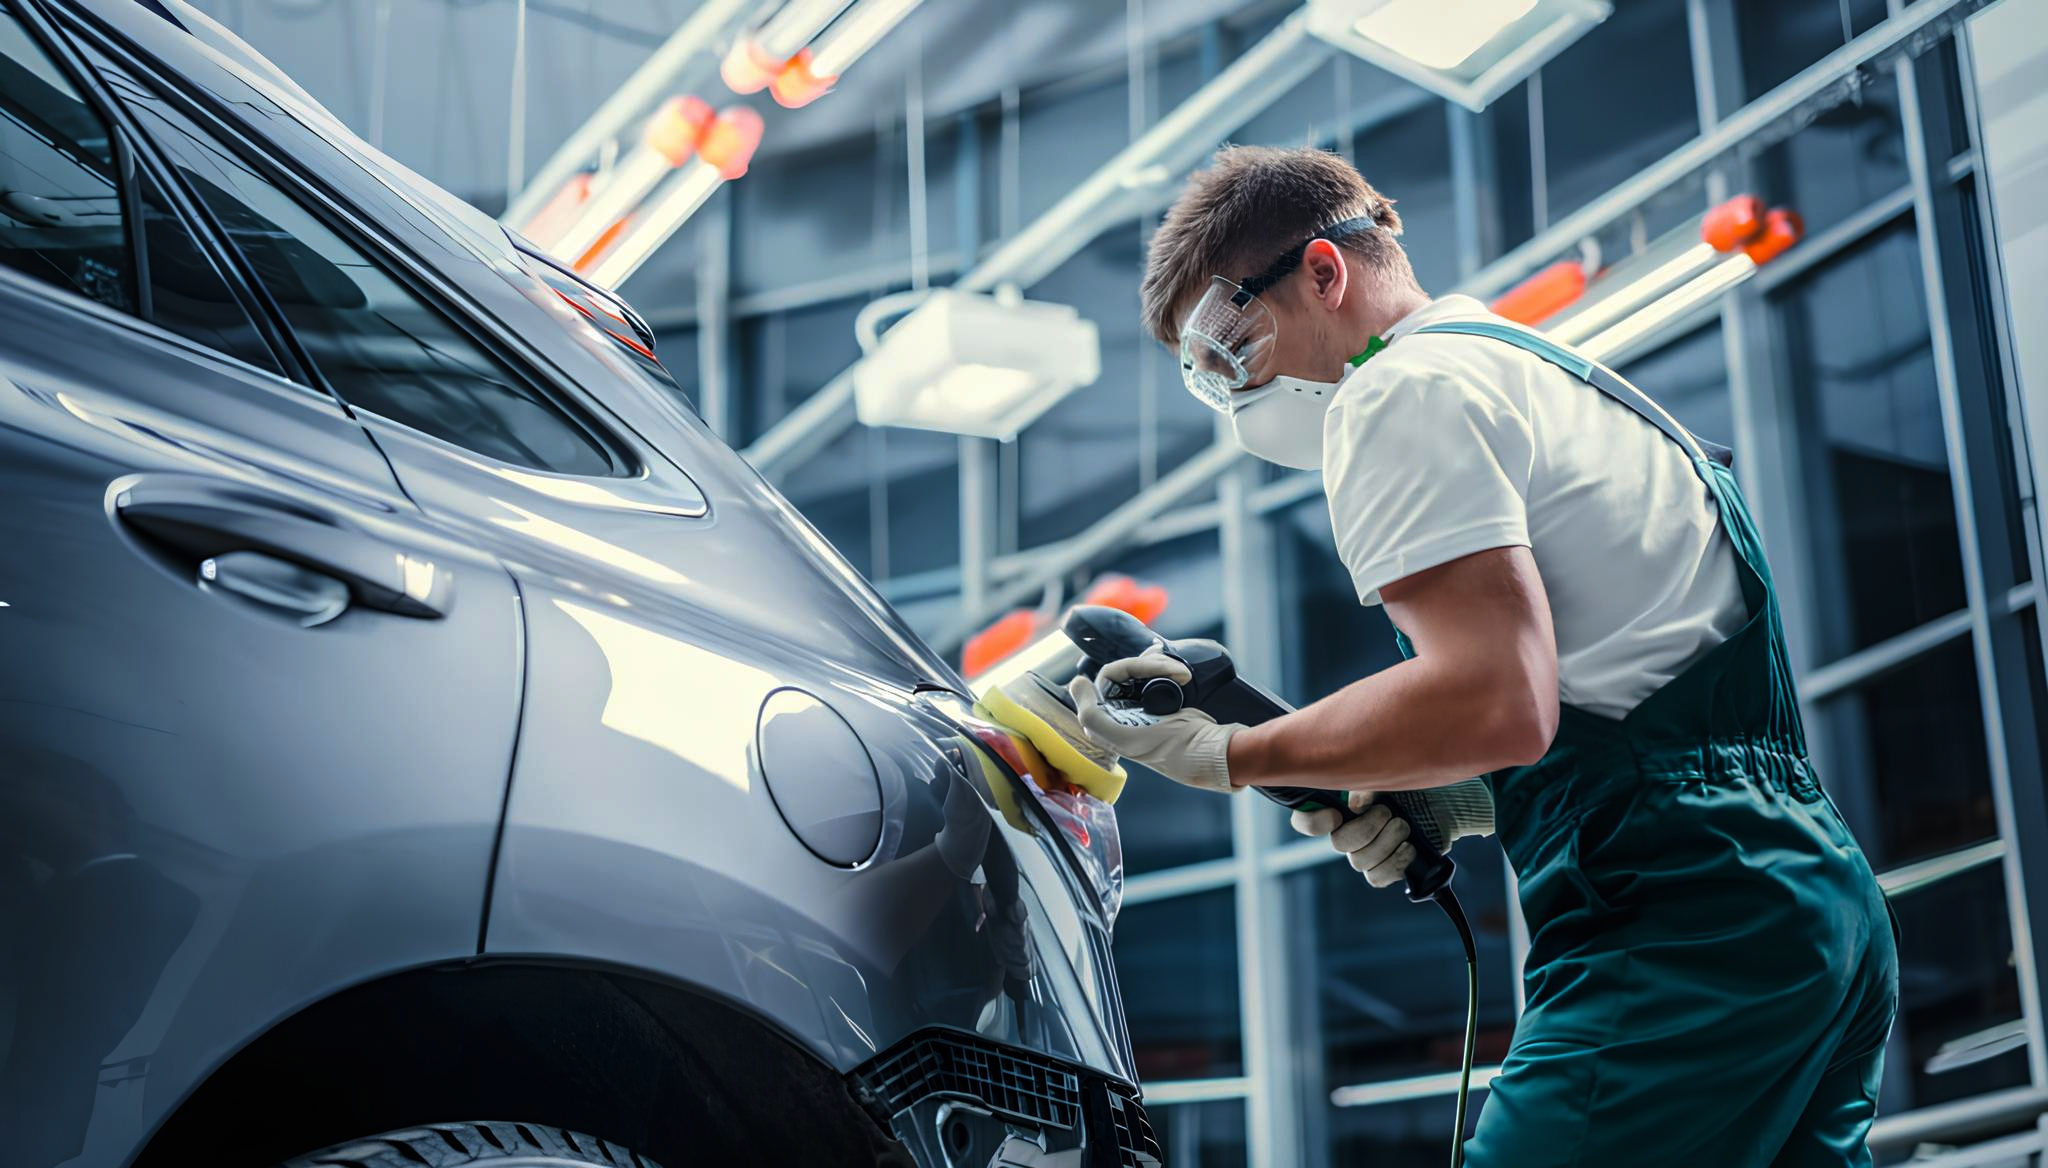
[1432, 888, 1480, 1168]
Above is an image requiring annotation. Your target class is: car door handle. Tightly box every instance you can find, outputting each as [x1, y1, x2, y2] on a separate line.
[115, 480, 452, 619]
[199, 549, 352, 627]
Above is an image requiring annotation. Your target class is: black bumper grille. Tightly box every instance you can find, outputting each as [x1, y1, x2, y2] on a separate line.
[852, 1031, 1161, 1166]
[857, 1031, 1083, 1130]
[1102, 1082, 1163, 1167]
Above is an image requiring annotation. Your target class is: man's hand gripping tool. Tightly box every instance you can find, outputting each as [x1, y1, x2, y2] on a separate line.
[1059, 605, 1456, 903]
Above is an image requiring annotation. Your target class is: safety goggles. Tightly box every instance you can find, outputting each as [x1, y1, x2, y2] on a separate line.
[1176, 215, 1379, 413]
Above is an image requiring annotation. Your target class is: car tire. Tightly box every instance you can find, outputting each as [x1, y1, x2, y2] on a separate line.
[277, 1121, 661, 1168]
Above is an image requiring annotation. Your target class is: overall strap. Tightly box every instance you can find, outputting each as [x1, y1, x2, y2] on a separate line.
[1410, 320, 1734, 470]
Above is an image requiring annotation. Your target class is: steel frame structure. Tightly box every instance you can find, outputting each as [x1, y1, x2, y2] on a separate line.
[672, 0, 2042, 1159]
[738, 10, 1342, 475]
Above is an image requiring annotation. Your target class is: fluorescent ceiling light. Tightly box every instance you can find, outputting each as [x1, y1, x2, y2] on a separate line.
[1355, 0, 1540, 70]
[755, 0, 855, 61]
[582, 106, 762, 288]
[585, 163, 724, 288]
[927, 364, 1042, 407]
[1578, 254, 1754, 362]
[549, 97, 713, 265]
[853, 290, 1100, 440]
[810, 0, 923, 79]
[1306, 0, 1610, 111]
[1493, 195, 1802, 361]
[1546, 242, 1717, 346]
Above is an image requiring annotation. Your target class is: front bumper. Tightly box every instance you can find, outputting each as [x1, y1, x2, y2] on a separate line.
[852, 1028, 1162, 1168]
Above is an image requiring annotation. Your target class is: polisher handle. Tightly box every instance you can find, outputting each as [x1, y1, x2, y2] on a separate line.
[1059, 605, 1457, 903]
[1252, 785, 1457, 903]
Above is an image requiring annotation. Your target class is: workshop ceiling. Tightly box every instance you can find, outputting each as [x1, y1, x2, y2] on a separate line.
[183, 0, 1259, 204]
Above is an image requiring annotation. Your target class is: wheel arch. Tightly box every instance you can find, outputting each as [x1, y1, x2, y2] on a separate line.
[134, 957, 914, 1168]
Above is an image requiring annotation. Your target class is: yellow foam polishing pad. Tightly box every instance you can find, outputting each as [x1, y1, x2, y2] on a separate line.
[978, 674, 1128, 804]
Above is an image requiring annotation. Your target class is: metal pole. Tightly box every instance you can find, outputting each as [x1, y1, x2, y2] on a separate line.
[506, 0, 527, 204]
[1955, 6, 2048, 695]
[1688, 0, 1837, 751]
[695, 188, 733, 441]
[1526, 69, 1548, 233]
[906, 46, 929, 294]
[1130, 0, 1159, 491]
[368, 0, 393, 150]
[956, 113, 997, 617]
[1447, 104, 1494, 279]
[960, 437, 998, 616]
[1220, 436, 1299, 1168]
[1897, 34, 2048, 1089]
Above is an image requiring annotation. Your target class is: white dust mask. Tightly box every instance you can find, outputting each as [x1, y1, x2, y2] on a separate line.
[1228, 375, 1343, 470]
[1226, 339, 1385, 470]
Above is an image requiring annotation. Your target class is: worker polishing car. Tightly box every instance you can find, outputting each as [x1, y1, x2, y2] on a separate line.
[1072, 145, 1898, 1167]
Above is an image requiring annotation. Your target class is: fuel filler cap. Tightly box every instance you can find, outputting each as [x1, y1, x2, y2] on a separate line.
[755, 688, 883, 867]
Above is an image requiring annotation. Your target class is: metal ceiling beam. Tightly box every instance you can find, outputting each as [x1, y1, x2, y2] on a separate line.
[928, 442, 1244, 652]
[1464, 0, 1990, 299]
[741, 10, 1338, 475]
[502, 0, 755, 228]
[956, 10, 1334, 295]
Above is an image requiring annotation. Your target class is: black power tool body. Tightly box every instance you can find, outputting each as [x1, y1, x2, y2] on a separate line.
[1061, 604, 1456, 901]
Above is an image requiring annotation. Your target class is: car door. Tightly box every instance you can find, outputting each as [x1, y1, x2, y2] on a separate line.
[0, 7, 522, 1166]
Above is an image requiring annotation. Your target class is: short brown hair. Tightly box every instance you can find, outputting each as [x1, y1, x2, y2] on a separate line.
[1142, 146, 1405, 346]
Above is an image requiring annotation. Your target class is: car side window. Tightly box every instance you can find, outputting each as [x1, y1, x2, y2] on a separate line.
[0, 2, 278, 373]
[99, 60, 617, 477]
[0, 4, 128, 307]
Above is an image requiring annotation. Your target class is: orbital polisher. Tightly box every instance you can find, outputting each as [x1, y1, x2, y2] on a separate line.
[1058, 604, 1480, 1166]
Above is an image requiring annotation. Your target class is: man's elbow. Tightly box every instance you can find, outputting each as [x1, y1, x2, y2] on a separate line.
[1478, 682, 1559, 769]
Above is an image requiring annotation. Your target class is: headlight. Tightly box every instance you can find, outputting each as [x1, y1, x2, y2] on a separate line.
[920, 691, 1125, 928]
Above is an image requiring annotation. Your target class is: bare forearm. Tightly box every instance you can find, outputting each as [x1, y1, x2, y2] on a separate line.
[1226, 655, 1554, 792]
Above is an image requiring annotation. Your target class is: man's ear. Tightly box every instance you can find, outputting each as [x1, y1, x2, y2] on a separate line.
[1302, 238, 1349, 310]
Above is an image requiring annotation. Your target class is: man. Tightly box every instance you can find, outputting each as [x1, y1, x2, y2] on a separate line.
[1069, 146, 1898, 1166]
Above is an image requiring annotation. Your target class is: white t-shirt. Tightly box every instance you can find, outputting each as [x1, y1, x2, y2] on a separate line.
[1321, 295, 1747, 719]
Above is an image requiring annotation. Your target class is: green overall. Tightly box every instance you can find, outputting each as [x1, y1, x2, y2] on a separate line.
[1403, 321, 1899, 1167]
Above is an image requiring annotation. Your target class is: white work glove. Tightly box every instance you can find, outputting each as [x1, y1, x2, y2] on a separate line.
[1066, 670, 1242, 794]
[1291, 782, 1495, 889]
[1094, 641, 1195, 694]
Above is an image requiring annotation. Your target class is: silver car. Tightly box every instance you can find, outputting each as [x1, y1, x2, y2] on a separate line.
[0, 2, 1150, 1165]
